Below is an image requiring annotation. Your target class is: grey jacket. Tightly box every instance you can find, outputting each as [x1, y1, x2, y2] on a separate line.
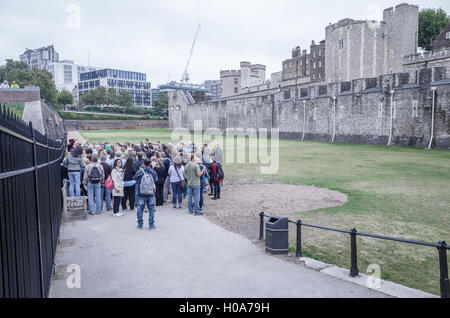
[64, 153, 85, 171]
[213, 147, 223, 164]
[83, 163, 105, 186]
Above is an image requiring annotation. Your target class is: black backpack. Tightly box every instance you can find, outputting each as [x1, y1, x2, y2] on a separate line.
[216, 164, 224, 182]
[89, 166, 101, 184]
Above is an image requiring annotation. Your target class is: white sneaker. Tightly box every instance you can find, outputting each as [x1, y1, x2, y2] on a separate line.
[114, 212, 124, 217]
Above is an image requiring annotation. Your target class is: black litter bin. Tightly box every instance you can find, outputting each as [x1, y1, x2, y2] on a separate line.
[265, 216, 289, 255]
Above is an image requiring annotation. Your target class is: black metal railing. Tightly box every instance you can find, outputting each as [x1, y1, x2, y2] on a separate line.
[258, 212, 450, 298]
[0, 104, 67, 298]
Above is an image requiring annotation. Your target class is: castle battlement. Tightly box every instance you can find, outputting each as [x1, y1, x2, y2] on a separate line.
[403, 49, 450, 64]
[220, 70, 241, 77]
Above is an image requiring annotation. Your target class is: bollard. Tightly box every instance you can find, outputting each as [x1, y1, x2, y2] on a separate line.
[438, 241, 450, 298]
[259, 212, 265, 240]
[350, 228, 359, 277]
[296, 220, 303, 258]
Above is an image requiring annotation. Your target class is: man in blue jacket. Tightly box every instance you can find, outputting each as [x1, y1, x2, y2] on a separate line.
[134, 159, 158, 229]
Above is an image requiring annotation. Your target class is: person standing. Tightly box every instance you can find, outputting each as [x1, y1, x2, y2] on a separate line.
[83, 154, 105, 215]
[168, 156, 184, 209]
[0, 80, 9, 88]
[111, 159, 125, 217]
[154, 159, 166, 206]
[198, 158, 208, 211]
[211, 156, 224, 200]
[63, 145, 85, 197]
[134, 159, 158, 229]
[161, 151, 172, 203]
[184, 154, 206, 216]
[100, 155, 113, 212]
[122, 157, 136, 212]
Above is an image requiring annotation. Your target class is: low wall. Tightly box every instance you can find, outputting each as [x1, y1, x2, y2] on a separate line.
[65, 120, 169, 131]
[0, 87, 40, 104]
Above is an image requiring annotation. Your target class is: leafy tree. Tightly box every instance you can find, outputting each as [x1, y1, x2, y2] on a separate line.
[153, 92, 168, 112]
[0, 59, 58, 104]
[79, 86, 108, 107]
[57, 89, 74, 106]
[118, 90, 133, 114]
[107, 87, 118, 105]
[418, 8, 450, 51]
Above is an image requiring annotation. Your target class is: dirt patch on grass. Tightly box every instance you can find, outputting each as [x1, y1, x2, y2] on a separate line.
[202, 183, 348, 240]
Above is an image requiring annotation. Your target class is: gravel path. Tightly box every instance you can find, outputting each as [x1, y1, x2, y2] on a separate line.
[202, 182, 348, 240]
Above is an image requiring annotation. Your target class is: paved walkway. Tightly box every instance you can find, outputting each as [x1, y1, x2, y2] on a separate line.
[50, 206, 389, 298]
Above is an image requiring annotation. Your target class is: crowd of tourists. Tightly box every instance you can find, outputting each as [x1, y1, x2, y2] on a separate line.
[61, 139, 224, 229]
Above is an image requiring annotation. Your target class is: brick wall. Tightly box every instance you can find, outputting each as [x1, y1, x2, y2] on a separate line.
[0, 88, 40, 104]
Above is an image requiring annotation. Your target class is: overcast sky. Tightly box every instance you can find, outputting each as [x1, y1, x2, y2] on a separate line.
[1, 0, 449, 87]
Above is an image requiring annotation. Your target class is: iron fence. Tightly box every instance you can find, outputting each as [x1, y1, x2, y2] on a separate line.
[0, 104, 67, 298]
[258, 212, 450, 298]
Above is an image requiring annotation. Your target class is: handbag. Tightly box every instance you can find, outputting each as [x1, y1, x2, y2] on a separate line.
[174, 166, 186, 190]
[105, 176, 114, 190]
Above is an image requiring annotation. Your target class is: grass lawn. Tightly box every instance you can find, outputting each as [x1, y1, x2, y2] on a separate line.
[2, 103, 24, 119]
[80, 128, 450, 295]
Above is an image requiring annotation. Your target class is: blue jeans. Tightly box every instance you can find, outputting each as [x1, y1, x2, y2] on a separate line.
[68, 171, 81, 197]
[188, 185, 201, 214]
[171, 182, 182, 205]
[101, 186, 112, 210]
[199, 180, 205, 209]
[137, 195, 155, 227]
[87, 182, 102, 214]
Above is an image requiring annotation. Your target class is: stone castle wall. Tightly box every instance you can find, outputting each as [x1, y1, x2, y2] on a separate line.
[65, 119, 169, 131]
[169, 66, 450, 149]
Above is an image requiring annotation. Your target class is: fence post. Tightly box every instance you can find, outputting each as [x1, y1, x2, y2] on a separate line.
[259, 212, 265, 240]
[350, 228, 359, 277]
[45, 135, 55, 260]
[438, 241, 450, 298]
[296, 220, 303, 258]
[31, 123, 45, 298]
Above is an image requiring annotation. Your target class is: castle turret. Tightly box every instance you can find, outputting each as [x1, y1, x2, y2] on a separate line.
[383, 3, 419, 74]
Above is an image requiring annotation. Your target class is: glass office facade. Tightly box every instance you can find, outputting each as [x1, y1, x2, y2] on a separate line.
[78, 68, 151, 106]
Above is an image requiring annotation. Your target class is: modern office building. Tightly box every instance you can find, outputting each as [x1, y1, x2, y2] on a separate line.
[48, 60, 97, 93]
[203, 80, 221, 100]
[20, 45, 60, 70]
[78, 68, 151, 106]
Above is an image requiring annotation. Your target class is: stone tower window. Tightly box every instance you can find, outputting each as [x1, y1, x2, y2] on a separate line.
[339, 40, 344, 49]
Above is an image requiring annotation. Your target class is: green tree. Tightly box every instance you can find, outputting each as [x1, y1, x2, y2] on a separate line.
[1, 59, 58, 104]
[153, 92, 168, 112]
[418, 8, 450, 51]
[95, 86, 108, 105]
[57, 89, 74, 106]
[107, 87, 118, 105]
[0, 59, 28, 82]
[118, 90, 133, 115]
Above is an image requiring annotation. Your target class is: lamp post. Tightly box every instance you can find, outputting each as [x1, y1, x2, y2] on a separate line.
[388, 90, 395, 147]
[428, 86, 437, 150]
[332, 96, 336, 143]
[302, 99, 306, 141]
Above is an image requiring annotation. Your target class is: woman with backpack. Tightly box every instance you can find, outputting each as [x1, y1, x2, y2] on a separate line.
[210, 156, 224, 200]
[111, 158, 125, 217]
[63, 145, 85, 197]
[121, 157, 136, 212]
[168, 156, 185, 209]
